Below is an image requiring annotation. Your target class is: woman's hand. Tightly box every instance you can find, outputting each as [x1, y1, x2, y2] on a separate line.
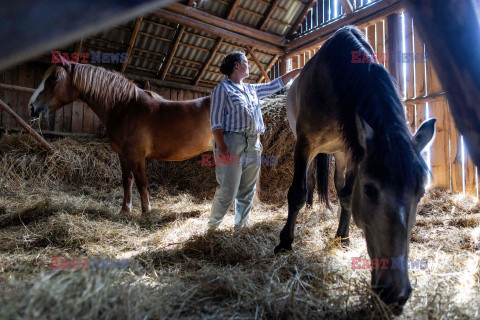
[218, 142, 230, 161]
[281, 68, 302, 85]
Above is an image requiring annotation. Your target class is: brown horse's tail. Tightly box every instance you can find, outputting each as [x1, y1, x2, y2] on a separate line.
[316, 153, 331, 209]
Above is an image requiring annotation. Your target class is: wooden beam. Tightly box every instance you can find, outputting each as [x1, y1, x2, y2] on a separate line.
[258, 54, 279, 83]
[404, 92, 446, 106]
[194, 38, 223, 85]
[226, 0, 241, 20]
[258, 0, 281, 30]
[284, 0, 403, 58]
[126, 73, 212, 94]
[286, 0, 317, 39]
[121, 17, 143, 72]
[160, 25, 186, 80]
[0, 98, 54, 154]
[339, 0, 354, 15]
[247, 46, 270, 82]
[164, 3, 284, 48]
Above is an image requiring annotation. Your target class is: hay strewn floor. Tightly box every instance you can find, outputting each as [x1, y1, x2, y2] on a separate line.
[0, 94, 479, 319]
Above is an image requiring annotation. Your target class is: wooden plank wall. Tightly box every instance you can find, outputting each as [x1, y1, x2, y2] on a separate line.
[0, 62, 208, 136]
[286, 12, 478, 197]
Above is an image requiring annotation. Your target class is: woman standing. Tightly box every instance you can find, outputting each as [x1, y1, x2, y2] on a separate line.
[208, 51, 301, 232]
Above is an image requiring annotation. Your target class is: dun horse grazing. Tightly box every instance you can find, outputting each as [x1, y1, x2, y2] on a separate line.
[29, 61, 212, 215]
[275, 26, 436, 314]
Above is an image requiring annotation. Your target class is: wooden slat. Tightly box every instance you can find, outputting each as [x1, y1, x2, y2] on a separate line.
[17, 65, 31, 122]
[404, 13, 415, 100]
[160, 25, 186, 80]
[367, 24, 376, 54]
[448, 103, 463, 193]
[177, 90, 184, 101]
[71, 102, 84, 133]
[170, 89, 178, 101]
[425, 50, 442, 95]
[4, 67, 18, 128]
[429, 99, 450, 189]
[83, 105, 95, 134]
[183, 91, 193, 100]
[375, 20, 385, 66]
[54, 106, 63, 132]
[121, 17, 143, 73]
[413, 31, 427, 97]
[406, 104, 416, 133]
[63, 103, 73, 132]
[339, 0, 353, 15]
[465, 152, 477, 196]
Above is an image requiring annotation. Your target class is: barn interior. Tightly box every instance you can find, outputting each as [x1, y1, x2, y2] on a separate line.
[0, 0, 479, 319]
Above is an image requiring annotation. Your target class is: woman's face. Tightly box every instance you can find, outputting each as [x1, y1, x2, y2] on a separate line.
[234, 55, 250, 79]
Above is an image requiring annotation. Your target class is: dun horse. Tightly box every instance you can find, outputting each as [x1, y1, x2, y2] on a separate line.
[29, 60, 212, 215]
[275, 26, 436, 314]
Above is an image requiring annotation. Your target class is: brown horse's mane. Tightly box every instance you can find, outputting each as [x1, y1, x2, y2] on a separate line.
[71, 64, 138, 106]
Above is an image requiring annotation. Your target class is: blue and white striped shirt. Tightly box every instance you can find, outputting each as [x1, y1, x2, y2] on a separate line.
[210, 77, 285, 134]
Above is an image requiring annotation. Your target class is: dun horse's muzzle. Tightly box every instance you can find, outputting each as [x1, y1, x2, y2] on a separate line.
[30, 103, 48, 118]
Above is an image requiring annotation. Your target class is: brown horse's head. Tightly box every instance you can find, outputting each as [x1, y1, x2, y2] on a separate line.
[29, 60, 79, 118]
[352, 117, 436, 314]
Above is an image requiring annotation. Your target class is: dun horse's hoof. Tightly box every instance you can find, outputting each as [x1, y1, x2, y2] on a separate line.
[337, 237, 350, 249]
[274, 243, 292, 254]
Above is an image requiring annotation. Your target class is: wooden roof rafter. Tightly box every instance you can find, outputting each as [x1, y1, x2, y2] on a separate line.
[160, 25, 186, 80]
[246, 45, 271, 82]
[258, 54, 280, 83]
[286, 0, 317, 39]
[121, 17, 143, 72]
[194, 37, 223, 85]
[258, 0, 281, 30]
[226, 0, 241, 20]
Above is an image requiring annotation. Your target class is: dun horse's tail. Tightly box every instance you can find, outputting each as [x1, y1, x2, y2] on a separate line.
[315, 153, 331, 209]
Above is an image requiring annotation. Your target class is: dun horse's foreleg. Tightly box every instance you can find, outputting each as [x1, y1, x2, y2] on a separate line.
[119, 156, 134, 213]
[334, 153, 356, 247]
[131, 158, 151, 214]
[275, 138, 311, 253]
[306, 155, 317, 208]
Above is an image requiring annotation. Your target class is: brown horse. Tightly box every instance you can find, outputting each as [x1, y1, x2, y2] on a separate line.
[29, 60, 212, 215]
[275, 26, 436, 314]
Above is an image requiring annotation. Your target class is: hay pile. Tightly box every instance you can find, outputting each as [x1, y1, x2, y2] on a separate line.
[0, 95, 479, 319]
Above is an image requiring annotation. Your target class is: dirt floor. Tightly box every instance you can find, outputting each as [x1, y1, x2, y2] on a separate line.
[0, 95, 479, 319]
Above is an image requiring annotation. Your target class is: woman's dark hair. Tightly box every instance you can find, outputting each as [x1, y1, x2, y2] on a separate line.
[220, 51, 245, 76]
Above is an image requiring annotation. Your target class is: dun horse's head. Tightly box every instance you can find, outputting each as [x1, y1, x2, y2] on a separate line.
[352, 116, 436, 314]
[29, 59, 78, 118]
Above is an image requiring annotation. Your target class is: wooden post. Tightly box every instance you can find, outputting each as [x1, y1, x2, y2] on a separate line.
[0, 98, 54, 153]
[413, 29, 426, 97]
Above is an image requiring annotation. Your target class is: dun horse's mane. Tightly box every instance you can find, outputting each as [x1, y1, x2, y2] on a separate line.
[72, 64, 138, 106]
[323, 26, 428, 190]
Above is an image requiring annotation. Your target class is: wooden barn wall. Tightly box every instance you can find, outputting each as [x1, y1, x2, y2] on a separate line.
[287, 11, 478, 197]
[0, 63, 208, 136]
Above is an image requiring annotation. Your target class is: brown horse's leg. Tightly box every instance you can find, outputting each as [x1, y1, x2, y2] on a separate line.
[275, 138, 311, 253]
[119, 156, 134, 213]
[306, 155, 317, 208]
[131, 158, 151, 214]
[333, 153, 356, 247]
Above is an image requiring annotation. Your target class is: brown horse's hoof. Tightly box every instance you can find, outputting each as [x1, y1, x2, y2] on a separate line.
[274, 243, 292, 254]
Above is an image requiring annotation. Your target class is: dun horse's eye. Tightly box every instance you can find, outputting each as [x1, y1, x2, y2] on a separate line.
[364, 184, 379, 200]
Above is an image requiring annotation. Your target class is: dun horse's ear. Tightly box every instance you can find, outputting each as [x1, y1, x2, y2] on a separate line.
[355, 114, 374, 150]
[59, 55, 72, 72]
[413, 118, 436, 152]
